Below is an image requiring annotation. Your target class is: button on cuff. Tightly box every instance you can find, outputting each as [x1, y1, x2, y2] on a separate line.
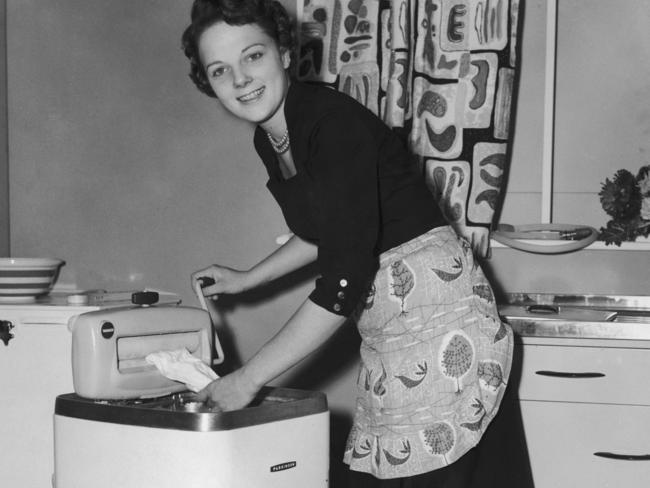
[309, 275, 367, 316]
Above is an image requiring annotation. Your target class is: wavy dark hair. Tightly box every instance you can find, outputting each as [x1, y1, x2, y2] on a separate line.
[181, 0, 295, 98]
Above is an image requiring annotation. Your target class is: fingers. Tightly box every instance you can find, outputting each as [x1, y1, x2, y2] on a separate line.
[195, 392, 223, 412]
[194, 380, 235, 412]
[472, 229, 490, 259]
[191, 265, 249, 299]
[199, 281, 222, 299]
[196, 276, 216, 288]
[191, 268, 222, 299]
[483, 233, 492, 259]
[474, 233, 486, 259]
[470, 229, 483, 258]
[195, 379, 218, 403]
[456, 226, 490, 260]
[191, 269, 209, 290]
[195, 388, 209, 402]
[469, 232, 477, 253]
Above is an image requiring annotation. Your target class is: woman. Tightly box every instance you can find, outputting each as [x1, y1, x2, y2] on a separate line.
[182, 1, 513, 486]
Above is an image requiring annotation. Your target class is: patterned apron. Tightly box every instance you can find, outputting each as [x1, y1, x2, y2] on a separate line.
[344, 226, 513, 479]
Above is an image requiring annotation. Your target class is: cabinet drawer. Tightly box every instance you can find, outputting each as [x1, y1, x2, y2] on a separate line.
[518, 344, 650, 405]
[520, 401, 650, 488]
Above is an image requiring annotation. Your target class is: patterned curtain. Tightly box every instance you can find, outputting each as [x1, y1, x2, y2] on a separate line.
[296, 0, 522, 254]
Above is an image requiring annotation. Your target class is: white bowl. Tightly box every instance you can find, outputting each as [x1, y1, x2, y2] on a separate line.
[0, 258, 66, 301]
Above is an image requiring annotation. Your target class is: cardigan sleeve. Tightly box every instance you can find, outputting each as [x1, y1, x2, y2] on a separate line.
[306, 110, 381, 316]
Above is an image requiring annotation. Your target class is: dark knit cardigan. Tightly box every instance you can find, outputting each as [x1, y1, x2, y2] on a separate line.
[254, 81, 446, 316]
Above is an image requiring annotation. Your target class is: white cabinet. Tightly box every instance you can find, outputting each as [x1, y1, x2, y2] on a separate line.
[517, 338, 650, 488]
[0, 304, 94, 488]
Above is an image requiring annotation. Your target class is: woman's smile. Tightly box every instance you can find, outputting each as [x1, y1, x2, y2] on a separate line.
[238, 86, 265, 103]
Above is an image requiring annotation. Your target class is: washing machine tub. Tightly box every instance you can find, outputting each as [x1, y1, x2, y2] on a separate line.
[53, 387, 329, 488]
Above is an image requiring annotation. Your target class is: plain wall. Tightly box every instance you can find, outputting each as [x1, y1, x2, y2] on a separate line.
[553, 0, 650, 225]
[0, 0, 8, 255]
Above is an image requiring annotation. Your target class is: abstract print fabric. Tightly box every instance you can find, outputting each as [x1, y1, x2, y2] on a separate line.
[296, 0, 522, 233]
[344, 226, 513, 479]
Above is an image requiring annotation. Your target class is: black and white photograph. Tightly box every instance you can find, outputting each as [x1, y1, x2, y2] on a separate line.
[1, 1, 649, 487]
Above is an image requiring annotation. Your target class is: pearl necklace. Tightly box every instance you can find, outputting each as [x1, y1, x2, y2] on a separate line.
[266, 129, 290, 154]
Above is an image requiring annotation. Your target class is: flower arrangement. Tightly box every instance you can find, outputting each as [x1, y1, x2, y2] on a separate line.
[598, 165, 650, 246]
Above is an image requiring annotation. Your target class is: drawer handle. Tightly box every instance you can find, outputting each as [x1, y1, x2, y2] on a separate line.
[527, 304, 559, 314]
[535, 370, 605, 378]
[594, 452, 650, 461]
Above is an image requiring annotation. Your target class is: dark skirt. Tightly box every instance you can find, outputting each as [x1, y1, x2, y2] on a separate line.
[347, 448, 477, 488]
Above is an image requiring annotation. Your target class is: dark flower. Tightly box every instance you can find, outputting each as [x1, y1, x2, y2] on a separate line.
[599, 169, 641, 220]
[598, 166, 650, 245]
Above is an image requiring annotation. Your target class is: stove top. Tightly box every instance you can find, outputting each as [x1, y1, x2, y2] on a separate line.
[498, 293, 650, 340]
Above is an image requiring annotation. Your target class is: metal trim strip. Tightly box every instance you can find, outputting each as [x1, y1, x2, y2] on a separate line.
[54, 387, 328, 432]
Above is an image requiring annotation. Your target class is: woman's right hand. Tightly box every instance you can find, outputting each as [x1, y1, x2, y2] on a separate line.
[191, 265, 252, 300]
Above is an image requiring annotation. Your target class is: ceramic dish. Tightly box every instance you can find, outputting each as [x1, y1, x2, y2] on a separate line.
[0, 258, 65, 301]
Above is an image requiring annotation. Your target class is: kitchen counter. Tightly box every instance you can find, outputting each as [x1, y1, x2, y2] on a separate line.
[499, 293, 650, 341]
[497, 293, 650, 488]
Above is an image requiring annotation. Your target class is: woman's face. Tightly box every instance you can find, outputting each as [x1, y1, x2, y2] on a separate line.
[198, 22, 290, 127]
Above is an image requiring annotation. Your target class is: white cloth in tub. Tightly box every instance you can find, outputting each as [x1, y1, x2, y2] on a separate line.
[145, 348, 218, 392]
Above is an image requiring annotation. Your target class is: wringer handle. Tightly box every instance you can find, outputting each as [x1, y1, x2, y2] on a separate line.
[194, 278, 225, 366]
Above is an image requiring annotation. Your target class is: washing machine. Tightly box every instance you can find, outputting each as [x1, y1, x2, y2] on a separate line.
[53, 303, 330, 487]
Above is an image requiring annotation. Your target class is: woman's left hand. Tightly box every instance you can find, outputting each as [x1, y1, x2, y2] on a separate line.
[195, 369, 260, 412]
[453, 223, 491, 259]
[466, 226, 491, 259]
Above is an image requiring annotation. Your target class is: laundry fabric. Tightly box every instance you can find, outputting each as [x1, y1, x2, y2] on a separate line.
[146, 348, 218, 393]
